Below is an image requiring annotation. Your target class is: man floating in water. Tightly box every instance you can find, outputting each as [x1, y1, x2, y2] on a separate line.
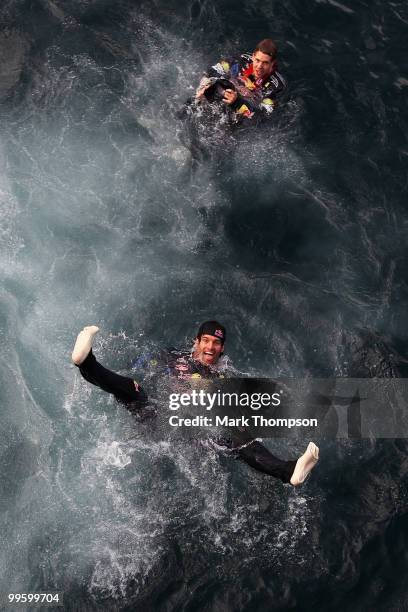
[178, 38, 287, 164]
[71, 322, 318, 486]
[195, 38, 287, 122]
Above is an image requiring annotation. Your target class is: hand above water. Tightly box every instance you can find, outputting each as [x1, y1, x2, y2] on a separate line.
[223, 89, 238, 105]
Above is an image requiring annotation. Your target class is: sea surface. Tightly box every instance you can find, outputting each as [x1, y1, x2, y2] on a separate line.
[0, 0, 408, 610]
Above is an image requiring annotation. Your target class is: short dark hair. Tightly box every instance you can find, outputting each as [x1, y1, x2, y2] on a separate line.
[254, 38, 278, 60]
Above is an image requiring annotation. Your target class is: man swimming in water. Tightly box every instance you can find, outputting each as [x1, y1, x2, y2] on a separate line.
[195, 38, 286, 121]
[71, 322, 318, 486]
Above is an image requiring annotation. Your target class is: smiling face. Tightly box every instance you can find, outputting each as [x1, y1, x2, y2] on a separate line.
[252, 50, 276, 80]
[193, 334, 224, 366]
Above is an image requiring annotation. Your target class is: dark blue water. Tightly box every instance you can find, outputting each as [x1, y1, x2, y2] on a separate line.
[1, 0, 408, 610]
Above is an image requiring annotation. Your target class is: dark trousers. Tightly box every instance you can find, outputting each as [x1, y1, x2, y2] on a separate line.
[77, 351, 295, 483]
[235, 440, 297, 484]
[78, 350, 147, 405]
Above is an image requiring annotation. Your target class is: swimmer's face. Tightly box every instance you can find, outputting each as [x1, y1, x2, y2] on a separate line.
[252, 51, 275, 80]
[193, 334, 224, 365]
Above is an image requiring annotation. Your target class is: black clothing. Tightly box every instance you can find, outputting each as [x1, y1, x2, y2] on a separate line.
[77, 349, 296, 484]
[237, 440, 296, 483]
[177, 53, 287, 164]
[215, 434, 296, 484]
[79, 350, 147, 405]
[204, 53, 287, 121]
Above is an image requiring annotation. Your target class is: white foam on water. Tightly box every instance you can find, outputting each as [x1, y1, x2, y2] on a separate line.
[3, 0, 400, 602]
